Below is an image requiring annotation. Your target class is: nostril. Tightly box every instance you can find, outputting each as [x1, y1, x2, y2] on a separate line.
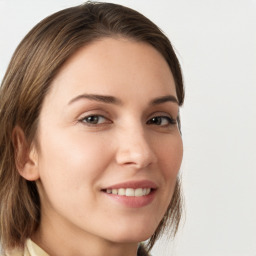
[125, 162, 135, 165]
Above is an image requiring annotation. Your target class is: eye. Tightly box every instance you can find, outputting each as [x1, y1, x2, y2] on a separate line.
[147, 116, 176, 126]
[79, 115, 109, 125]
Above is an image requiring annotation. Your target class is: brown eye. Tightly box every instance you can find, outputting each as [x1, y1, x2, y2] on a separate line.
[147, 116, 176, 126]
[81, 115, 107, 125]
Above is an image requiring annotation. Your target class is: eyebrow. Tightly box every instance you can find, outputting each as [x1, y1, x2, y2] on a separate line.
[68, 94, 122, 105]
[68, 93, 179, 106]
[150, 95, 179, 105]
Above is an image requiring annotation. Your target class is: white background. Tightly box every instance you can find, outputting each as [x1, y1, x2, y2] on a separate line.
[0, 1, 255, 255]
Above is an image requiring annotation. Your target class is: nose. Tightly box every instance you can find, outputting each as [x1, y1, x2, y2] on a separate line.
[115, 126, 157, 169]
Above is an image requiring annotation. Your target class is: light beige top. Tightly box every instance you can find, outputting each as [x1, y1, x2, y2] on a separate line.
[4, 239, 49, 256]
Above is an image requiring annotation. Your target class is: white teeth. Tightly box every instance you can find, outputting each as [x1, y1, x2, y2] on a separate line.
[126, 188, 134, 197]
[118, 188, 126, 196]
[135, 188, 143, 197]
[105, 188, 151, 196]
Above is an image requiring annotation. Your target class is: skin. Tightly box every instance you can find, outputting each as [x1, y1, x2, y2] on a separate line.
[21, 38, 183, 256]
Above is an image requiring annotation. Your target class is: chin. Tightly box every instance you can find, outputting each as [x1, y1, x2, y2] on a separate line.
[106, 221, 157, 244]
[110, 233, 152, 244]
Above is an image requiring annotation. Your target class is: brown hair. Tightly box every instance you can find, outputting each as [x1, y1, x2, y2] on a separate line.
[0, 1, 184, 254]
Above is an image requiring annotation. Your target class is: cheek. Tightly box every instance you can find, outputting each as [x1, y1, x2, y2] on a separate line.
[157, 135, 183, 179]
[37, 130, 111, 192]
[155, 134, 183, 206]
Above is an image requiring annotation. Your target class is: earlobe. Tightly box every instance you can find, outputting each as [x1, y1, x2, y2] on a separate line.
[12, 126, 40, 181]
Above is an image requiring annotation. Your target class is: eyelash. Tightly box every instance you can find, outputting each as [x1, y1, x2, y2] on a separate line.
[146, 116, 177, 126]
[79, 115, 109, 126]
[79, 114, 176, 127]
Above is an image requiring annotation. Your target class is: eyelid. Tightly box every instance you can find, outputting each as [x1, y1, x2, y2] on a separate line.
[147, 110, 177, 120]
[76, 107, 110, 119]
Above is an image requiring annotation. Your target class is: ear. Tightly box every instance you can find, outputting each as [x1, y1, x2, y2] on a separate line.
[12, 126, 40, 181]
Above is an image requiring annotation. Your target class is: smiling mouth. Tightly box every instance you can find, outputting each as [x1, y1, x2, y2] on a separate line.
[102, 188, 154, 197]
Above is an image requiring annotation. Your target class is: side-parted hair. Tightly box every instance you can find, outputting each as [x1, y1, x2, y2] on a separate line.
[0, 2, 184, 254]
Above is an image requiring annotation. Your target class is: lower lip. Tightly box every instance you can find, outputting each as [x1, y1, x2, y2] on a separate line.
[103, 190, 156, 208]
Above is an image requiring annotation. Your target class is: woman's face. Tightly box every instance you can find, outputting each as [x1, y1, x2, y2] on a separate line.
[34, 38, 183, 244]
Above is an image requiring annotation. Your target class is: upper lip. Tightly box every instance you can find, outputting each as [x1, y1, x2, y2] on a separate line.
[102, 180, 158, 190]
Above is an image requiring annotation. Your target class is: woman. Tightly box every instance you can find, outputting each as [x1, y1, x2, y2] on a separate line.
[0, 2, 184, 256]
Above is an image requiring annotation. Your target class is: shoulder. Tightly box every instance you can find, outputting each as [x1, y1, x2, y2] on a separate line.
[0, 247, 24, 256]
[1, 241, 32, 256]
[2, 239, 49, 256]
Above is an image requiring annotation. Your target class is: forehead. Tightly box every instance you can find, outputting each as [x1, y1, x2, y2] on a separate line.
[44, 37, 176, 106]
